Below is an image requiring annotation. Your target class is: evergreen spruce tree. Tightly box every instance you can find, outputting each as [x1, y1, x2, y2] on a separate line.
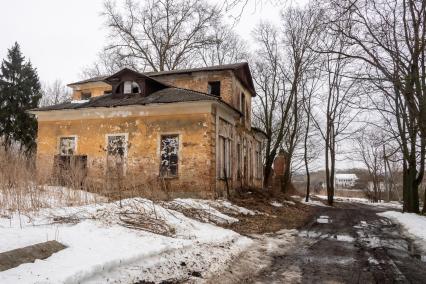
[0, 42, 42, 153]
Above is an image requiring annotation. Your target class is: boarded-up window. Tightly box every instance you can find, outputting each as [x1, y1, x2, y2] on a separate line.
[107, 135, 127, 177]
[59, 137, 76, 156]
[160, 135, 179, 177]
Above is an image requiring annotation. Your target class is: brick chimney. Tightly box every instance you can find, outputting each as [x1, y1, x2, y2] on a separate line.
[273, 149, 287, 177]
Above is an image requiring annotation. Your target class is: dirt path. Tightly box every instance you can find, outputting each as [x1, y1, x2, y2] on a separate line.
[209, 203, 426, 284]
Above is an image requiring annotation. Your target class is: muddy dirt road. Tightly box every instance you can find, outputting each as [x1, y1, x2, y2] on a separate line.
[211, 203, 426, 284]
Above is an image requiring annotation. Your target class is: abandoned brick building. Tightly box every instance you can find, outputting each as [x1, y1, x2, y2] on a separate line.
[31, 63, 266, 198]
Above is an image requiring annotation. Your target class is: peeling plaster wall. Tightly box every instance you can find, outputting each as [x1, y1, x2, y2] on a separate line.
[72, 85, 112, 100]
[36, 112, 217, 198]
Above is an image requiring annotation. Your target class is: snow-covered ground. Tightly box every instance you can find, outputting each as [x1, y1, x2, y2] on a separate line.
[316, 195, 403, 210]
[291, 195, 329, 207]
[378, 211, 426, 253]
[0, 190, 254, 284]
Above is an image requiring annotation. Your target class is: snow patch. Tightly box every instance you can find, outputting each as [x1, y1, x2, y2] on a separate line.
[270, 201, 283, 207]
[378, 211, 426, 252]
[0, 198, 253, 283]
[71, 99, 89, 104]
[316, 195, 403, 209]
[302, 199, 329, 207]
[317, 217, 331, 224]
[368, 256, 380, 265]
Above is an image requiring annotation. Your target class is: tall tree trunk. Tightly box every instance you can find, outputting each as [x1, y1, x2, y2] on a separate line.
[304, 124, 310, 202]
[329, 141, 335, 206]
[263, 142, 276, 188]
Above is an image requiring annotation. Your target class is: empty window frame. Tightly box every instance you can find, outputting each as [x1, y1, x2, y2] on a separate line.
[207, 81, 221, 96]
[218, 135, 232, 179]
[240, 93, 246, 117]
[81, 92, 91, 100]
[106, 134, 127, 177]
[160, 135, 179, 177]
[255, 141, 262, 179]
[237, 141, 242, 178]
[218, 119, 233, 179]
[59, 136, 76, 156]
[122, 81, 141, 94]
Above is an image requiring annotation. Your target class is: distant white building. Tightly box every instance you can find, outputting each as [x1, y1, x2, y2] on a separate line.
[335, 174, 358, 188]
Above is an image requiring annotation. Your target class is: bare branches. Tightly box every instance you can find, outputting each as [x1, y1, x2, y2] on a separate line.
[101, 0, 221, 72]
[40, 80, 71, 107]
[252, 3, 323, 190]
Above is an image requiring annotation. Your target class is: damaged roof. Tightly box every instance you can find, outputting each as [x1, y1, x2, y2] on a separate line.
[67, 62, 255, 95]
[32, 87, 241, 115]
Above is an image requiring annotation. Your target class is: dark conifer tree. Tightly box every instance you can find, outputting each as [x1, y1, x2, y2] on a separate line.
[0, 42, 42, 153]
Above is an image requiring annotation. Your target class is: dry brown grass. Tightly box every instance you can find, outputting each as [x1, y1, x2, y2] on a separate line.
[0, 149, 106, 217]
[224, 188, 318, 234]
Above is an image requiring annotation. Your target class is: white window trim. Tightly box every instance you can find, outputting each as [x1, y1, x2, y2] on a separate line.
[57, 135, 78, 156]
[105, 133, 129, 176]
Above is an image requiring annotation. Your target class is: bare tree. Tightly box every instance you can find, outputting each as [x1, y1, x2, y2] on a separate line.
[353, 128, 386, 202]
[252, 3, 323, 191]
[40, 80, 70, 107]
[301, 68, 323, 202]
[317, 0, 426, 211]
[81, 48, 138, 78]
[102, 0, 221, 72]
[251, 22, 287, 188]
[197, 23, 249, 66]
[312, 36, 358, 206]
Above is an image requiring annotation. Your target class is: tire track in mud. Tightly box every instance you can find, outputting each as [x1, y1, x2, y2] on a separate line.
[207, 203, 426, 284]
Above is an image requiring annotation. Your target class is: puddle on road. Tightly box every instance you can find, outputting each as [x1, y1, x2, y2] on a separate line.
[355, 219, 426, 264]
[298, 230, 355, 243]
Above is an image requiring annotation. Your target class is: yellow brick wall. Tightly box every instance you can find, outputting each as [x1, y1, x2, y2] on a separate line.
[36, 112, 217, 198]
[72, 85, 112, 100]
[153, 71, 235, 107]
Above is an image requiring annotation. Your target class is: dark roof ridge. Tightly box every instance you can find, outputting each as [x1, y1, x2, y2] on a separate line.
[68, 62, 249, 87]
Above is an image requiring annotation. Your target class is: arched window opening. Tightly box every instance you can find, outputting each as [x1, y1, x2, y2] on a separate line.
[122, 81, 140, 94]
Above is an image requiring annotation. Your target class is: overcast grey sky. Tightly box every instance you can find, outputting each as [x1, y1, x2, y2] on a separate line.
[0, 0, 359, 170]
[0, 0, 284, 85]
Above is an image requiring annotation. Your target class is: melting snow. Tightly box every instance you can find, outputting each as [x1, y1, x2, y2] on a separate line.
[316, 215, 331, 224]
[0, 197, 253, 283]
[71, 99, 89, 104]
[270, 201, 283, 207]
[378, 211, 426, 252]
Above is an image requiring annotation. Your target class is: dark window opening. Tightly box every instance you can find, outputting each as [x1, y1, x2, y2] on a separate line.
[237, 142, 242, 179]
[81, 92, 91, 100]
[107, 135, 126, 177]
[123, 81, 140, 94]
[160, 135, 179, 177]
[53, 155, 87, 186]
[240, 93, 246, 117]
[218, 135, 231, 179]
[207, 81, 221, 96]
